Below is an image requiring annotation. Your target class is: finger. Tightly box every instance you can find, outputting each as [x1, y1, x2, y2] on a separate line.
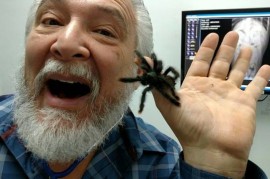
[186, 33, 219, 77]
[208, 31, 239, 79]
[227, 47, 252, 87]
[245, 65, 270, 100]
[144, 56, 154, 68]
[134, 55, 154, 76]
[134, 52, 154, 68]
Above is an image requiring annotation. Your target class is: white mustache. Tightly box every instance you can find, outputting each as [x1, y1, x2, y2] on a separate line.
[33, 59, 100, 98]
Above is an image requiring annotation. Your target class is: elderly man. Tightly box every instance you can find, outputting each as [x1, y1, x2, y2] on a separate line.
[0, 0, 270, 178]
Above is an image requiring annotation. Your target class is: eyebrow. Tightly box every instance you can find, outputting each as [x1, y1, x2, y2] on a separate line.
[95, 4, 128, 32]
[37, 1, 129, 33]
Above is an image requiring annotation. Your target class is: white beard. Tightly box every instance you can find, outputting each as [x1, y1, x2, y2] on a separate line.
[13, 60, 135, 163]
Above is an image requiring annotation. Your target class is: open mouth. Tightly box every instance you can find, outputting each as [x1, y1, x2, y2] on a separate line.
[46, 79, 91, 99]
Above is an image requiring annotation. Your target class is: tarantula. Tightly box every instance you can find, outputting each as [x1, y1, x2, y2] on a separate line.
[119, 51, 180, 113]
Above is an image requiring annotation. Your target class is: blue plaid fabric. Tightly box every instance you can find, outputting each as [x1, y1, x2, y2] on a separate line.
[0, 94, 267, 179]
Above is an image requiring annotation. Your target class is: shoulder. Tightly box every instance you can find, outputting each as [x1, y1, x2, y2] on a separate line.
[0, 94, 15, 112]
[0, 95, 30, 177]
[0, 94, 15, 131]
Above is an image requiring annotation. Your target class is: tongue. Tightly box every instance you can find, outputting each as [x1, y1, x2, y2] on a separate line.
[47, 80, 90, 99]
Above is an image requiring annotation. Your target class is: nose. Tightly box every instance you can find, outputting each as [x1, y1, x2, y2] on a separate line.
[50, 23, 90, 61]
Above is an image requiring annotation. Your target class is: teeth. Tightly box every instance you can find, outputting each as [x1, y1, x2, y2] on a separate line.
[58, 80, 78, 84]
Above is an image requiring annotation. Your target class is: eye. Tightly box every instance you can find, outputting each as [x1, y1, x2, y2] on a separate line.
[42, 18, 62, 26]
[95, 29, 116, 38]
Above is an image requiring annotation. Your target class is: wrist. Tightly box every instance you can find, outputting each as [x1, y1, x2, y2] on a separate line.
[183, 147, 247, 178]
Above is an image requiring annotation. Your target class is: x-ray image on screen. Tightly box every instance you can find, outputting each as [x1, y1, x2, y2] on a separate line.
[232, 17, 270, 79]
[181, 8, 270, 94]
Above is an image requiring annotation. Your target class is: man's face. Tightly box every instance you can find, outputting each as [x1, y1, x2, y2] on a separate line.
[15, 0, 138, 163]
[25, 0, 137, 114]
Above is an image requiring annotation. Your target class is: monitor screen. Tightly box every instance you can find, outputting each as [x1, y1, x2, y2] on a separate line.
[181, 8, 270, 94]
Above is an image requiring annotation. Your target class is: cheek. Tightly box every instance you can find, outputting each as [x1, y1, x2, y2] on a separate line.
[95, 48, 134, 95]
[24, 34, 50, 84]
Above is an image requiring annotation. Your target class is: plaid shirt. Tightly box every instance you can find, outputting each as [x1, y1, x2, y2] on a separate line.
[0, 94, 267, 179]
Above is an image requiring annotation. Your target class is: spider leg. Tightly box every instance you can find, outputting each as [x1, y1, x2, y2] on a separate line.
[169, 87, 180, 100]
[155, 85, 180, 106]
[163, 67, 180, 80]
[151, 53, 163, 74]
[135, 51, 152, 72]
[162, 76, 179, 100]
[119, 76, 142, 83]
[139, 86, 153, 113]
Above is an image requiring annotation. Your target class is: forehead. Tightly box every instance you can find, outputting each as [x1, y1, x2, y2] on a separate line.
[37, 0, 136, 24]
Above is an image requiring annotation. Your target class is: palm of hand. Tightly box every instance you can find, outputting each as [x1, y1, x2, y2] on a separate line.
[153, 32, 270, 165]
[177, 76, 255, 159]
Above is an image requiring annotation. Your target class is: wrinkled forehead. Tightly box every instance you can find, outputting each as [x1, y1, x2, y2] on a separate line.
[35, 0, 136, 18]
[35, 0, 136, 28]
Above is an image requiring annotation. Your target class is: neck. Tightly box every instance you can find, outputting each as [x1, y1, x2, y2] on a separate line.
[47, 151, 96, 179]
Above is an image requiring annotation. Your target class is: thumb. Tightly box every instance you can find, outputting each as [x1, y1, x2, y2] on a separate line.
[135, 56, 154, 76]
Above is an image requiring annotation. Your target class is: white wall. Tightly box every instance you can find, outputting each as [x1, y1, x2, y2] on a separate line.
[0, 1, 30, 95]
[1, 0, 269, 176]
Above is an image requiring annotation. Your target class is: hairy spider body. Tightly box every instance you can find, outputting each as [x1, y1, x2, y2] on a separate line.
[120, 51, 180, 113]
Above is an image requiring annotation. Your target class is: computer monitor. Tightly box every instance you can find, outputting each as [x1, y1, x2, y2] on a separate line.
[181, 8, 270, 94]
